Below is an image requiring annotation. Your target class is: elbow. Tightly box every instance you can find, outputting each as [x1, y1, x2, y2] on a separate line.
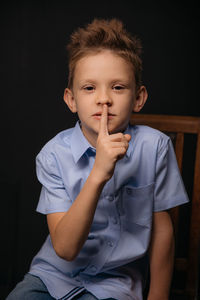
[54, 243, 78, 262]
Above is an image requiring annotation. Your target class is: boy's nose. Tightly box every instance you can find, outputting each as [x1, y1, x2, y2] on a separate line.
[96, 94, 112, 106]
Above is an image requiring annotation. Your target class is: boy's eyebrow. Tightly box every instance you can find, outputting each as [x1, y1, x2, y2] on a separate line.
[78, 78, 131, 85]
[79, 79, 97, 85]
[110, 79, 131, 84]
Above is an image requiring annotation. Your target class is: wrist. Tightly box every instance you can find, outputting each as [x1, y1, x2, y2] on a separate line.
[90, 164, 111, 185]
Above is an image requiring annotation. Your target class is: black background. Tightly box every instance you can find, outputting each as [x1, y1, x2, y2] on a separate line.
[0, 0, 199, 296]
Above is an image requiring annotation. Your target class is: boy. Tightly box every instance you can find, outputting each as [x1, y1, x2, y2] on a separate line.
[7, 19, 189, 300]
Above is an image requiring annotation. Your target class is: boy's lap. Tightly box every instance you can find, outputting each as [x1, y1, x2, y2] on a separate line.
[6, 273, 55, 300]
[6, 274, 117, 300]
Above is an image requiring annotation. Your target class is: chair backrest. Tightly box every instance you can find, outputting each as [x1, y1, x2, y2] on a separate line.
[130, 113, 200, 299]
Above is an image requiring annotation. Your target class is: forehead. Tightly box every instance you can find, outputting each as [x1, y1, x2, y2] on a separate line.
[73, 50, 134, 83]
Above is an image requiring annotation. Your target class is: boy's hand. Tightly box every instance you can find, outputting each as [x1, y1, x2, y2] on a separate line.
[93, 104, 131, 183]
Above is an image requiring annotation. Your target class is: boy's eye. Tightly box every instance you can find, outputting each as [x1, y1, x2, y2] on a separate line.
[113, 85, 124, 90]
[83, 86, 94, 91]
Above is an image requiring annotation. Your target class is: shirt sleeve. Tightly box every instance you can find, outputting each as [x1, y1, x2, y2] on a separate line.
[35, 151, 72, 214]
[153, 138, 189, 212]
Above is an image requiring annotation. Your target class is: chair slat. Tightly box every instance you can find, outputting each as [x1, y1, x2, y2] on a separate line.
[186, 133, 200, 295]
[131, 114, 200, 133]
[175, 132, 184, 172]
[175, 257, 188, 271]
[170, 206, 179, 237]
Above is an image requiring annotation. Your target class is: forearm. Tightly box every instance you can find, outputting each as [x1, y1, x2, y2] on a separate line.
[147, 211, 175, 300]
[50, 168, 106, 261]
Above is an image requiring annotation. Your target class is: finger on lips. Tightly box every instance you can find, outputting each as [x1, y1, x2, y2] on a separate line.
[99, 104, 109, 136]
[98, 105, 131, 144]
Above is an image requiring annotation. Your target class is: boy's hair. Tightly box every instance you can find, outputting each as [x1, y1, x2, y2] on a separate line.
[66, 19, 143, 90]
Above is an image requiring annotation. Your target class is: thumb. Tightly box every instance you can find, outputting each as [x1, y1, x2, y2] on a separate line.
[124, 134, 131, 142]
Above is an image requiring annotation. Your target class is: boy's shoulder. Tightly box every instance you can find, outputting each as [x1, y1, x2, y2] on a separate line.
[38, 126, 74, 156]
[128, 124, 170, 150]
[129, 124, 169, 140]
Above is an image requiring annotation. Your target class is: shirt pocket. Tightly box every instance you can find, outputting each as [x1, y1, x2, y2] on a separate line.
[119, 183, 154, 226]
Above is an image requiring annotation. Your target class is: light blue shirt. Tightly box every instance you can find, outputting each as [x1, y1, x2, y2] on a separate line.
[29, 122, 189, 300]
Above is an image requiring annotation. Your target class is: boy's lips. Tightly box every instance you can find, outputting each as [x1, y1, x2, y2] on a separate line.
[92, 112, 116, 120]
[92, 112, 116, 117]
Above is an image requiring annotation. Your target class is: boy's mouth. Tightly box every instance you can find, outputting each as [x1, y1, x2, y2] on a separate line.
[92, 112, 116, 119]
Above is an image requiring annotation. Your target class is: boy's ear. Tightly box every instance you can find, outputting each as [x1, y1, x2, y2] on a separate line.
[133, 86, 148, 112]
[63, 88, 77, 113]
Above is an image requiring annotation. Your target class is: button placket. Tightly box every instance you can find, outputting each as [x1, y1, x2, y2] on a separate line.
[107, 241, 114, 247]
[126, 187, 132, 195]
[111, 217, 118, 224]
[84, 280, 90, 284]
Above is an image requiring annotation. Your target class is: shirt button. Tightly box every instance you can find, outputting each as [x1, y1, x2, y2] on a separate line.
[126, 188, 132, 195]
[85, 280, 90, 284]
[106, 195, 114, 201]
[107, 241, 114, 247]
[90, 265, 97, 272]
[112, 217, 118, 224]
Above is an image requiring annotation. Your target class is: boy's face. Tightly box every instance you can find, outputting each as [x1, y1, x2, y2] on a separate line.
[64, 50, 147, 147]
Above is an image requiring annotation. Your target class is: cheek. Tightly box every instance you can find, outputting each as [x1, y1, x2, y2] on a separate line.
[119, 99, 134, 115]
[76, 101, 88, 117]
[76, 94, 94, 113]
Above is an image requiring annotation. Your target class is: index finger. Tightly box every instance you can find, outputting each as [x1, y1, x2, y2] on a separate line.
[99, 104, 109, 136]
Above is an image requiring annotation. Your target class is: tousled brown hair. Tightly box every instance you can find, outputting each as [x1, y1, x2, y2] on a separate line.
[66, 19, 143, 90]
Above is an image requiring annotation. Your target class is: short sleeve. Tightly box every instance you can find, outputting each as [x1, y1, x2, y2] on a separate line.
[154, 138, 189, 211]
[35, 151, 72, 214]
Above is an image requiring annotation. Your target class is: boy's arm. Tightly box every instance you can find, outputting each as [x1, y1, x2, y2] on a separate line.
[147, 211, 174, 300]
[47, 170, 105, 261]
[47, 105, 131, 261]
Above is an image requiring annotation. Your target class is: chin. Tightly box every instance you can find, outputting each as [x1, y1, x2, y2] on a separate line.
[109, 124, 127, 134]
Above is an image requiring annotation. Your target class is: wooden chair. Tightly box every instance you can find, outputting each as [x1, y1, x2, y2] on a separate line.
[130, 114, 200, 299]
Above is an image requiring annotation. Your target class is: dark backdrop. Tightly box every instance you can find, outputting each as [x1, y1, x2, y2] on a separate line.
[0, 0, 199, 297]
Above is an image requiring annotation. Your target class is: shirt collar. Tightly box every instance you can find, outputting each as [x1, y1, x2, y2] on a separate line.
[70, 121, 133, 163]
[70, 121, 95, 163]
